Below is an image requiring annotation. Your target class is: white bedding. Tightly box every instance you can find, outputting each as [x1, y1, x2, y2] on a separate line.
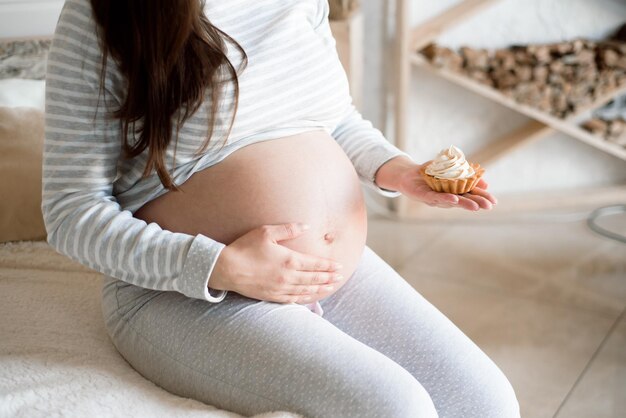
[0, 240, 303, 418]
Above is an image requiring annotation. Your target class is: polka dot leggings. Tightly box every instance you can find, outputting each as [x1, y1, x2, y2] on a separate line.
[101, 245, 520, 418]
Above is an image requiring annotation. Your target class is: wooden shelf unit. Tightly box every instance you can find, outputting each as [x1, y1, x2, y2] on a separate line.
[392, 0, 626, 218]
[412, 54, 626, 162]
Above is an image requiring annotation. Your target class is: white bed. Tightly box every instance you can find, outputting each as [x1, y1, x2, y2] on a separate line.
[0, 240, 303, 418]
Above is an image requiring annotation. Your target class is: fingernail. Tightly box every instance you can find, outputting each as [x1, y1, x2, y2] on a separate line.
[333, 263, 343, 270]
[333, 275, 344, 282]
[323, 285, 334, 291]
[303, 296, 312, 302]
[301, 223, 310, 230]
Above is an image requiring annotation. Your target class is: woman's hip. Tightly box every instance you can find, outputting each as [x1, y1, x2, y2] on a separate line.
[101, 277, 316, 413]
[101, 275, 309, 352]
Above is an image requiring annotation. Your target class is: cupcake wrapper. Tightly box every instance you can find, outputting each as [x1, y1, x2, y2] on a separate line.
[419, 162, 485, 194]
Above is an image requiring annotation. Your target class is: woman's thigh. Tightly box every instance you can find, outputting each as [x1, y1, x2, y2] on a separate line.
[101, 276, 438, 418]
[319, 246, 521, 418]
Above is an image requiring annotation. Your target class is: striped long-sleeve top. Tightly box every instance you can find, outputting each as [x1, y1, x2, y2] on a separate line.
[42, 0, 412, 303]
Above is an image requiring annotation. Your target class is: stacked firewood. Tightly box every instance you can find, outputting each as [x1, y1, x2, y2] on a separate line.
[420, 40, 626, 119]
[581, 118, 626, 147]
[328, 0, 360, 20]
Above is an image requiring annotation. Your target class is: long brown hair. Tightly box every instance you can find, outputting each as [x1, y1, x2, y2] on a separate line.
[90, 0, 247, 191]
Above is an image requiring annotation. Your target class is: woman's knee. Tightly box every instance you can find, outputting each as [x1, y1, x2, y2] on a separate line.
[484, 369, 520, 418]
[325, 359, 439, 418]
[466, 360, 521, 418]
[374, 375, 439, 418]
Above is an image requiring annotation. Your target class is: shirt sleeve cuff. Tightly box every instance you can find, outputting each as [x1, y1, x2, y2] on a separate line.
[365, 182, 403, 198]
[180, 234, 229, 302]
[362, 150, 413, 198]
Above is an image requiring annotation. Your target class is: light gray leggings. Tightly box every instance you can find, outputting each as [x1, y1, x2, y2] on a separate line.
[101, 245, 520, 418]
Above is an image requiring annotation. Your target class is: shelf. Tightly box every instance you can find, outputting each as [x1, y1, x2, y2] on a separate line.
[468, 120, 553, 166]
[393, 0, 626, 219]
[411, 53, 626, 161]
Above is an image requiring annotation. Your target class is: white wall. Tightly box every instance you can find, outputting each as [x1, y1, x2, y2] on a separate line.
[362, 0, 626, 196]
[0, 0, 63, 39]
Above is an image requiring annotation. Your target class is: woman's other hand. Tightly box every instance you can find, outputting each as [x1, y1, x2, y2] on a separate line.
[374, 156, 498, 211]
[208, 223, 344, 303]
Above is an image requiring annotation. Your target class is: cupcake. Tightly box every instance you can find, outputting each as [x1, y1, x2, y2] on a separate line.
[419, 145, 484, 194]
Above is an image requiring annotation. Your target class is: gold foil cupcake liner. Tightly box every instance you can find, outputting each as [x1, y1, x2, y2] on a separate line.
[419, 162, 485, 194]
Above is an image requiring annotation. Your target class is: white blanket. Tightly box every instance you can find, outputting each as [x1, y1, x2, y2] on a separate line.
[0, 240, 303, 418]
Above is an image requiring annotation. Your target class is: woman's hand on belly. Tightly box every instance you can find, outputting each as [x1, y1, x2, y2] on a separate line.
[209, 222, 346, 304]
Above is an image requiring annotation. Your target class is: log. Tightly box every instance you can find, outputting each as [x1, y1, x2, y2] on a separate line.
[514, 65, 533, 82]
[468, 69, 493, 86]
[492, 68, 517, 89]
[532, 65, 549, 83]
[527, 44, 551, 63]
[582, 118, 608, 136]
[581, 117, 626, 148]
[422, 44, 464, 71]
[493, 49, 516, 69]
[460, 46, 490, 70]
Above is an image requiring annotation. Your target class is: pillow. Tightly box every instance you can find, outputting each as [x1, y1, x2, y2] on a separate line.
[0, 79, 45, 110]
[0, 106, 47, 243]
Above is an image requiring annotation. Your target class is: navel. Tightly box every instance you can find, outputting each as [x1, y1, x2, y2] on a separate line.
[323, 232, 335, 243]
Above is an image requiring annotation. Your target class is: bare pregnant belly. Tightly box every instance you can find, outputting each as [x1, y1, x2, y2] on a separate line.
[133, 129, 368, 291]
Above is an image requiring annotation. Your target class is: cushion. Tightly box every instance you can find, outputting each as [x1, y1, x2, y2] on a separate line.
[0, 79, 45, 109]
[0, 106, 46, 243]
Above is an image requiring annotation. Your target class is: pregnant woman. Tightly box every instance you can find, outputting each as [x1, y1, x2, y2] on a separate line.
[42, 0, 520, 416]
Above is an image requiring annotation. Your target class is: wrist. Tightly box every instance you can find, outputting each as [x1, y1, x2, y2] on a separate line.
[374, 155, 416, 192]
[208, 246, 232, 291]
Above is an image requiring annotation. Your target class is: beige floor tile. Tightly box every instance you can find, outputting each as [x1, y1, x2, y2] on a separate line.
[400, 220, 626, 317]
[555, 314, 626, 418]
[365, 215, 447, 269]
[397, 270, 615, 418]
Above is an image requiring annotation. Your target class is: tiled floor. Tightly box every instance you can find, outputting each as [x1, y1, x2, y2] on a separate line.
[365, 209, 626, 418]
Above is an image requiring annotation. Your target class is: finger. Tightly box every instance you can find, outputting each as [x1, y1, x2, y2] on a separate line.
[435, 203, 454, 209]
[283, 282, 337, 303]
[462, 193, 492, 210]
[477, 178, 489, 190]
[285, 284, 336, 301]
[455, 195, 480, 211]
[289, 270, 343, 287]
[284, 293, 320, 304]
[424, 190, 459, 205]
[264, 222, 310, 242]
[470, 187, 498, 205]
[288, 252, 342, 272]
[424, 201, 453, 208]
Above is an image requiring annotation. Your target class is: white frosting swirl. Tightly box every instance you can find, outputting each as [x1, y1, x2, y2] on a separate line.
[425, 145, 475, 179]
